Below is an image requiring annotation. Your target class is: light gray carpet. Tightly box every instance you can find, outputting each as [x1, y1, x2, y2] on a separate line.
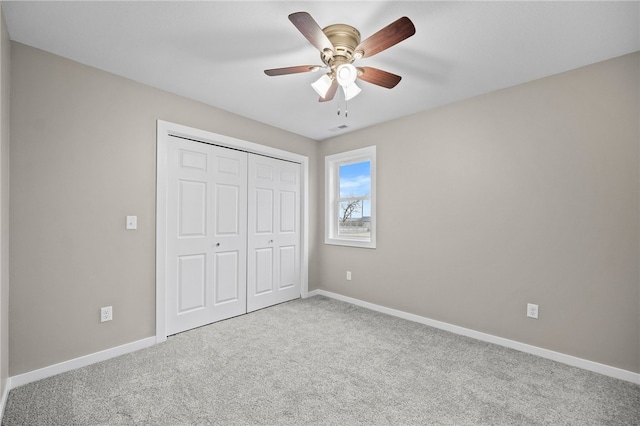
[3, 295, 639, 425]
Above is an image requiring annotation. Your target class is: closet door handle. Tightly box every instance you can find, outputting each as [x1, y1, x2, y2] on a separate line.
[216, 243, 220, 247]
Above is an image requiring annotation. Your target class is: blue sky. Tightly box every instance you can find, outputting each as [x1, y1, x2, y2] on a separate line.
[339, 161, 371, 217]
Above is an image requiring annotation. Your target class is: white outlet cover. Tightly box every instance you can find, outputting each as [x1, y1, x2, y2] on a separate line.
[101, 306, 113, 322]
[126, 216, 137, 230]
[527, 303, 539, 319]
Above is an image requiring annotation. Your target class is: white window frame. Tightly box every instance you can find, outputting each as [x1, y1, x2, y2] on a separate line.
[325, 146, 376, 249]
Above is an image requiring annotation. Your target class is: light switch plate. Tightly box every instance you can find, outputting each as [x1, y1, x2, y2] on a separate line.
[126, 216, 137, 230]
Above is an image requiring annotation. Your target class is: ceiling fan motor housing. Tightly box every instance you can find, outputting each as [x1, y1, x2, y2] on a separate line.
[321, 24, 361, 66]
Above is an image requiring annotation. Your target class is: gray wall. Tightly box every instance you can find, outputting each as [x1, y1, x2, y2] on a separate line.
[7, 39, 639, 378]
[9, 42, 318, 375]
[0, 7, 10, 396]
[317, 52, 640, 373]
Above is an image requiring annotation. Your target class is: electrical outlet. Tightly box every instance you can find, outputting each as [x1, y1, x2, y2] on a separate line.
[346, 271, 352, 281]
[126, 216, 137, 230]
[101, 306, 113, 322]
[527, 303, 539, 319]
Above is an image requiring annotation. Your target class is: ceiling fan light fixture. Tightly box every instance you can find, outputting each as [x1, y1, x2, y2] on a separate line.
[336, 64, 360, 100]
[311, 73, 333, 98]
[336, 63, 357, 86]
[342, 81, 361, 101]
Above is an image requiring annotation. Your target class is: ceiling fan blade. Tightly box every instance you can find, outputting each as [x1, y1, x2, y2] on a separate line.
[355, 16, 415, 58]
[264, 65, 320, 76]
[319, 80, 339, 102]
[357, 67, 402, 88]
[289, 12, 334, 53]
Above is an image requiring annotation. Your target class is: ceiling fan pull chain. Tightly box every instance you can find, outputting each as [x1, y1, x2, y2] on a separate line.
[337, 86, 348, 116]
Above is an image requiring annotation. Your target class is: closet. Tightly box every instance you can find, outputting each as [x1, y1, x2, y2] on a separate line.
[165, 136, 301, 335]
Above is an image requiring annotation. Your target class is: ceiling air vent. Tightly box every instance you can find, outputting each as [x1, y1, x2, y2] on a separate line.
[329, 125, 349, 132]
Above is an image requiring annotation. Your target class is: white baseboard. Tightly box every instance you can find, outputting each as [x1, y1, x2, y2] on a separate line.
[307, 289, 640, 385]
[1, 338, 155, 422]
[3, 289, 637, 419]
[9, 336, 156, 390]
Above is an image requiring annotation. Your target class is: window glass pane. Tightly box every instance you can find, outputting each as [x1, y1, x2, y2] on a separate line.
[337, 199, 371, 239]
[339, 161, 370, 198]
[325, 145, 376, 248]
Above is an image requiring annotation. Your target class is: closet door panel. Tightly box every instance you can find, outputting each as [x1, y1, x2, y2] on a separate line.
[279, 245, 296, 289]
[254, 248, 274, 295]
[209, 147, 248, 321]
[177, 254, 206, 312]
[167, 138, 247, 335]
[247, 155, 301, 312]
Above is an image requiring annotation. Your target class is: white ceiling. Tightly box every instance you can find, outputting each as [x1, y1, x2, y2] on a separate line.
[2, 1, 639, 141]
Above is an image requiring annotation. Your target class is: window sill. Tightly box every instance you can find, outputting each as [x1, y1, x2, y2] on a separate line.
[324, 237, 376, 249]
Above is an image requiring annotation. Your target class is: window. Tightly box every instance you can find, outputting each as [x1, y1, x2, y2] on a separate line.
[325, 146, 376, 248]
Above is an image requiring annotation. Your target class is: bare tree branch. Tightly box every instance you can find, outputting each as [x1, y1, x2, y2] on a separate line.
[341, 200, 361, 224]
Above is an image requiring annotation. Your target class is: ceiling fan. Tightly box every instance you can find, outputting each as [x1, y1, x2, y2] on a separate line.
[264, 12, 416, 103]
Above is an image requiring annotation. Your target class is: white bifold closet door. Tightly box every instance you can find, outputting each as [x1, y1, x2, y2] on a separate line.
[166, 137, 300, 336]
[247, 155, 301, 312]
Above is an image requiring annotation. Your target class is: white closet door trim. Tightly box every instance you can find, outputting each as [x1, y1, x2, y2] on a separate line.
[156, 120, 309, 342]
